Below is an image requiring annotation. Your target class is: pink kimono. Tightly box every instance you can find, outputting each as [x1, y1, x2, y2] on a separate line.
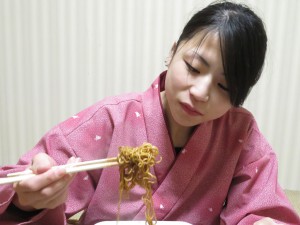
[0, 72, 299, 225]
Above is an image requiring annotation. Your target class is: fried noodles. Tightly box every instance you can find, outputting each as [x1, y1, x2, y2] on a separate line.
[117, 143, 160, 225]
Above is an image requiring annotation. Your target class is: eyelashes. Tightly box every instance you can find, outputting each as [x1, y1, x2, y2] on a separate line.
[184, 61, 200, 73]
[184, 60, 229, 92]
[218, 83, 229, 92]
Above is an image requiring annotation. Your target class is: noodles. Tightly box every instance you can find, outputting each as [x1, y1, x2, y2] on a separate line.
[117, 143, 161, 225]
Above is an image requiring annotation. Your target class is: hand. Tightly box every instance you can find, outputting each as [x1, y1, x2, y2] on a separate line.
[254, 217, 282, 225]
[12, 153, 79, 211]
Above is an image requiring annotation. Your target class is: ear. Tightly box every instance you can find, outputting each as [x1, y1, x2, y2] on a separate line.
[165, 41, 177, 67]
[170, 41, 177, 55]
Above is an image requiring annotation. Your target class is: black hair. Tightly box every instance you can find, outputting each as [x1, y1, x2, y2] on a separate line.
[175, 1, 267, 106]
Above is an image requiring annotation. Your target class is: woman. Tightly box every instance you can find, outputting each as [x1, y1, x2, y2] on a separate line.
[0, 1, 299, 224]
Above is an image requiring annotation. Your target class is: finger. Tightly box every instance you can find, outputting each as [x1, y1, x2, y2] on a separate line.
[40, 190, 69, 210]
[15, 156, 79, 192]
[17, 182, 68, 210]
[15, 171, 73, 209]
[38, 170, 74, 197]
[67, 156, 81, 176]
[33, 183, 69, 209]
[14, 167, 67, 192]
[35, 168, 76, 209]
[30, 153, 57, 174]
[67, 156, 80, 164]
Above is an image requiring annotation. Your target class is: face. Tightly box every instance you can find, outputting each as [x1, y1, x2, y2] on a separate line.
[161, 31, 232, 129]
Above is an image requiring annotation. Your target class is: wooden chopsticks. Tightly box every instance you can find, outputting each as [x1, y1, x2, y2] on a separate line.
[0, 157, 118, 185]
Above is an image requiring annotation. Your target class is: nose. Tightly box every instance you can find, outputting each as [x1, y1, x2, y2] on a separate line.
[188, 75, 212, 102]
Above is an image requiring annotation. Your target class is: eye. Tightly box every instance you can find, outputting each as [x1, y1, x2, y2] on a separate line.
[184, 61, 199, 73]
[218, 83, 229, 92]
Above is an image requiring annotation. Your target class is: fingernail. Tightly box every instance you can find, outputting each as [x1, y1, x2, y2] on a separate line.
[75, 157, 81, 163]
[52, 167, 66, 177]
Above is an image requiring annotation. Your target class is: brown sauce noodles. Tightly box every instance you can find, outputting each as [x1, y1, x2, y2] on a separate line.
[117, 143, 161, 225]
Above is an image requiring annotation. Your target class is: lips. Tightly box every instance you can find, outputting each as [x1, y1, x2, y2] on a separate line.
[180, 103, 203, 116]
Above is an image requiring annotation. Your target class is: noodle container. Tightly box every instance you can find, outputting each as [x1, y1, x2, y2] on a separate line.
[95, 222, 192, 225]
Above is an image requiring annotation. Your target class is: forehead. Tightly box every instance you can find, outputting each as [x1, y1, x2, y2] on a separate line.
[176, 30, 225, 74]
[178, 30, 220, 53]
[176, 31, 223, 68]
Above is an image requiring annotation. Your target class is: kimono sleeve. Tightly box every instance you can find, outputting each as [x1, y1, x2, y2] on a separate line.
[220, 122, 300, 224]
[0, 101, 114, 224]
[0, 125, 78, 224]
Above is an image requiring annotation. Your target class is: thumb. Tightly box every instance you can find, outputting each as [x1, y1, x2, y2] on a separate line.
[30, 153, 57, 174]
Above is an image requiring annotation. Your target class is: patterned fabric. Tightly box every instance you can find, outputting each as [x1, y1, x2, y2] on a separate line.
[0, 72, 299, 225]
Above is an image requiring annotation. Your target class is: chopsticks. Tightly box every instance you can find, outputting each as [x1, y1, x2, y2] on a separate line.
[0, 157, 118, 185]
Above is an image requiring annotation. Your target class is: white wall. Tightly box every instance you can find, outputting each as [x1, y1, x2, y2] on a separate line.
[0, 0, 299, 190]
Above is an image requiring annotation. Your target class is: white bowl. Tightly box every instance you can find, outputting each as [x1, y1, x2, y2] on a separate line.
[95, 221, 192, 225]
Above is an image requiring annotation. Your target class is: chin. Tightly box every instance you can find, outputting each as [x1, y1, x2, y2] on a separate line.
[175, 118, 203, 127]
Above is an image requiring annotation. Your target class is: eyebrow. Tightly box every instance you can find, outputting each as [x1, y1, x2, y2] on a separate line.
[190, 50, 225, 77]
[191, 50, 210, 68]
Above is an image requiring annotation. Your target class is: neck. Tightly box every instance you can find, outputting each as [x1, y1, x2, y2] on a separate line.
[160, 91, 194, 147]
[170, 123, 194, 147]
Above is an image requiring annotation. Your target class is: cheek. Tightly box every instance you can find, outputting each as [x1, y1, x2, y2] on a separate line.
[215, 101, 232, 117]
[209, 93, 232, 116]
[166, 66, 188, 90]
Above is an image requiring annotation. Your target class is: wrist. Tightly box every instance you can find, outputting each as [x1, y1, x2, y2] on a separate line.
[12, 193, 37, 212]
[8, 202, 43, 220]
